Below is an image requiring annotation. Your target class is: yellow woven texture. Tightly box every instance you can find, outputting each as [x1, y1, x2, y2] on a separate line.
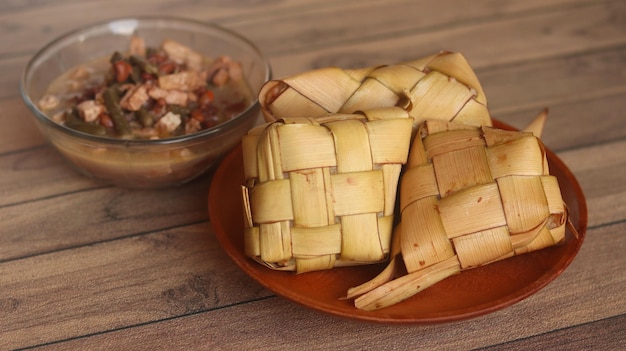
[347, 120, 568, 310]
[241, 108, 414, 273]
[259, 52, 492, 128]
[400, 120, 567, 273]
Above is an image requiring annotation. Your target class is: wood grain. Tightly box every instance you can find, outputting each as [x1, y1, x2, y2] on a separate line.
[266, 0, 626, 76]
[478, 315, 626, 351]
[15, 220, 624, 350]
[0, 0, 596, 57]
[0, 223, 271, 350]
[1, 0, 624, 350]
[558, 139, 626, 227]
[0, 179, 211, 261]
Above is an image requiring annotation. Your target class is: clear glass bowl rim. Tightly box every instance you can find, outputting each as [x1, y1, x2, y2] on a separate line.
[19, 15, 272, 147]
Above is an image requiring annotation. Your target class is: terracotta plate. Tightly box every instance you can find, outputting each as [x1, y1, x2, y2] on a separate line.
[208, 120, 587, 324]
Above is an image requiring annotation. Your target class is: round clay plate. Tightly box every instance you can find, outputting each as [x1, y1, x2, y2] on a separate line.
[208, 120, 587, 324]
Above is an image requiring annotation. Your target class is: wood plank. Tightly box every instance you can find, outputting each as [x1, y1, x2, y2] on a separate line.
[481, 47, 626, 118]
[558, 139, 626, 228]
[0, 99, 46, 155]
[476, 314, 626, 351]
[3, 3, 622, 127]
[266, 1, 626, 77]
[0, 223, 272, 350]
[228, 0, 599, 56]
[0, 55, 25, 99]
[497, 91, 626, 152]
[1, 0, 602, 102]
[0, 0, 595, 57]
[0, 0, 84, 13]
[0, 146, 98, 207]
[0, 0, 344, 56]
[3, 3, 623, 115]
[0, 176, 213, 261]
[23, 220, 625, 350]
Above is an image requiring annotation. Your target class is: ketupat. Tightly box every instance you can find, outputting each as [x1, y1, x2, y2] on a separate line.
[258, 51, 492, 129]
[346, 116, 570, 311]
[242, 51, 570, 311]
[241, 108, 413, 273]
[242, 52, 494, 274]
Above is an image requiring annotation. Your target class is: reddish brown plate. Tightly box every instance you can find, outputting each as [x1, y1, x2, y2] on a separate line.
[208, 120, 587, 324]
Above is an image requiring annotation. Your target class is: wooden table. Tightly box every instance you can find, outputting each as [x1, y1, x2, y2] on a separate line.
[2, 0, 625, 349]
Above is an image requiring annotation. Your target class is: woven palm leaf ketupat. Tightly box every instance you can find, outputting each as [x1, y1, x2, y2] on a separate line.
[346, 119, 569, 311]
[241, 107, 414, 273]
[258, 51, 492, 129]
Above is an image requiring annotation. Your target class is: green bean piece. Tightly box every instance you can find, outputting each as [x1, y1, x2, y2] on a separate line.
[64, 107, 81, 123]
[145, 47, 159, 57]
[170, 123, 185, 137]
[63, 108, 106, 136]
[167, 105, 190, 118]
[129, 55, 159, 75]
[64, 119, 107, 136]
[130, 66, 143, 84]
[137, 107, 155, 128]
[102, 88, 132, 137]
[110, 51, 124, 64]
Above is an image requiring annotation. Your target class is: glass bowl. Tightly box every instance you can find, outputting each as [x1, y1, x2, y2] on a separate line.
[20, 17, 271, 188]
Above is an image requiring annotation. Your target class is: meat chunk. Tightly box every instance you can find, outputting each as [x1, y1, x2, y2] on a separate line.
[227, 61, 243, 82]
[132, 127, 159, 139]
[76, 100, 104, 122]
[70, 65, 92, 80]
[129, 36, 146, 56]
[38, 94, 60, 111]
[51, 110, 65, 123]
[155, 111, 181, 133]
[185, 117, 202, 134]
[148, 86, 188, 106]
[211, 68, 229, 87]
[161, 39, 203, 71]
[187, 92, 198, 103]
[207, 56, 243, 86]
[120, 84, 150, 111]
[158, 71, 205, 91]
